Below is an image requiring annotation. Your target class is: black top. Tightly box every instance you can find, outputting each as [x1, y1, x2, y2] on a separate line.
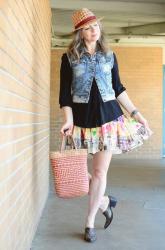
[59, 52, 126, 128]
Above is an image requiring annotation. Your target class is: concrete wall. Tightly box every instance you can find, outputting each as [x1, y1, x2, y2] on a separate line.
[0, 1, 51, 249]
[50, 46, 163, 159]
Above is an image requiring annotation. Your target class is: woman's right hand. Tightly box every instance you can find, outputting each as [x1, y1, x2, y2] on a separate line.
[60, 120, 73, 136]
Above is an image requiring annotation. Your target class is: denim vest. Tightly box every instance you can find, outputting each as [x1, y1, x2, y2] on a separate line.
[67, 48, 116, 103]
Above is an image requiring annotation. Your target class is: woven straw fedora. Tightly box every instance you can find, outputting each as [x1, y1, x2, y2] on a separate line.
[72, 8, 104, 31]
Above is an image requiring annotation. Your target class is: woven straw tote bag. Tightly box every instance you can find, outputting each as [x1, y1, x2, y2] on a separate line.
[50, 135, 89, 199]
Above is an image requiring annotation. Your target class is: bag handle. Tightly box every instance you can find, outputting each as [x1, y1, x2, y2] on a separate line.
[60, 134, 77, 152]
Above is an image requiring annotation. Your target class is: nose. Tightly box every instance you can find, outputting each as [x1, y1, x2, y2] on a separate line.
[91, 25, 96, 30]
[90, 26, 97, 33]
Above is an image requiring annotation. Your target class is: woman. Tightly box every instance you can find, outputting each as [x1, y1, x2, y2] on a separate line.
[59, 8, 153, 243]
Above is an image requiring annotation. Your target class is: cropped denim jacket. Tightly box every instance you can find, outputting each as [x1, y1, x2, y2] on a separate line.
[67, 47, 116, 103]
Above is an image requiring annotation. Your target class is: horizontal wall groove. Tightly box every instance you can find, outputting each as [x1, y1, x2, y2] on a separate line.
[0, 27, 49, 79]
[0, 48, 49, 96]
[0, 145, 49, 207]
[13, 178, 48, 250]
[0, 68, 49, 103]
[0, 1, 51, 248]
[0, 135, 49, 168]
[0, 134, 49, 164]
[0, 155, 49, 240]
[21, 0, 50, 55]
[1, 167, 49, 248]
[0, 106, 49, 116]
[0, 127, 49, 151]
[0, 13, 50, 86]
[0, 121, 49, 128]
[1, 7, 49, 65]
[0, 87, 49, 110]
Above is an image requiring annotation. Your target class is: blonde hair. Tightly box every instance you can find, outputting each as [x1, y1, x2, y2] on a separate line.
[67, 21, 110, 61]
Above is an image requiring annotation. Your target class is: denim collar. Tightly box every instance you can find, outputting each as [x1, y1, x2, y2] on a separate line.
[80, 45, 102, 56]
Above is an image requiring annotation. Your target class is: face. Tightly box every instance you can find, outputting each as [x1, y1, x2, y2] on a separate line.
[81, 21, 101, 42]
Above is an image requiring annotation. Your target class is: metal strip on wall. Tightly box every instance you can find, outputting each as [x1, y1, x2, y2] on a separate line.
[163, 65, 165, 157]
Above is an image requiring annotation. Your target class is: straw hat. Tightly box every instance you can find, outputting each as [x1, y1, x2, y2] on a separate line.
[72, 8, 104, 31]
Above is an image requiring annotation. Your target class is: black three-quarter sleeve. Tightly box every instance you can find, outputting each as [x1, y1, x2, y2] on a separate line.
[112, 52, 126, 98]
[59, 53, 73, 109]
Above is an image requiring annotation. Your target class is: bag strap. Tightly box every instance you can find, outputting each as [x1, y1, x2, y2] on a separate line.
[60, 135, 77, 152]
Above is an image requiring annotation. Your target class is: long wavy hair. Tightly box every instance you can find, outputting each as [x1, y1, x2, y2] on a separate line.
[67, 20, 110, 61]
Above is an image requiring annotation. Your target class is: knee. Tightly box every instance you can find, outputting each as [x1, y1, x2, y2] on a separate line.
[93, 168, 107, 180]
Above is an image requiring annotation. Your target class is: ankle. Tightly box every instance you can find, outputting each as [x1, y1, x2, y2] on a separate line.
[99, 196, 109, 212]
[85, 221, 94, 228]
[85, 217, 95, 228]
[85, 225, 94, 229]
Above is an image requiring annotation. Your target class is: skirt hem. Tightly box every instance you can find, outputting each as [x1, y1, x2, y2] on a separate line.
[70, 114, 153, 155]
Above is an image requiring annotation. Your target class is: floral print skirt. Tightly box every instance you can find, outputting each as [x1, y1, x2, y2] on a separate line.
[70, 114, 153, 155]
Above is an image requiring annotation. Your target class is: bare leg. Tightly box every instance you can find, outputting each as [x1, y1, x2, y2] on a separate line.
[85, 150, 112, 228]
[88, 172, 109, 212]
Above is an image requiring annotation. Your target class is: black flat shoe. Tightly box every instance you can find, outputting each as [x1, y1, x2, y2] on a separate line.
[102, 195, 117, 229]
[103, 206, 113, 229]
[84, 227, 97, 242]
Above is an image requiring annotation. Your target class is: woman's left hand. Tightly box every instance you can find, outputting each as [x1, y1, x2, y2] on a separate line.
[132, 112, 149, 128]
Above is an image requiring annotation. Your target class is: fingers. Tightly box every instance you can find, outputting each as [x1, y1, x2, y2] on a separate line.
[64, 128, 72, 136]
[60, 126, 66, 136]
[60, 126, 73, 136]
[143, 119, 149, 128]
[60, 127, 65, 135]
[60, 128, 69, 136]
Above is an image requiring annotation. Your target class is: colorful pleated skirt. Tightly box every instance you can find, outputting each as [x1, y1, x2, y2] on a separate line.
[71, 114, 153, 155]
